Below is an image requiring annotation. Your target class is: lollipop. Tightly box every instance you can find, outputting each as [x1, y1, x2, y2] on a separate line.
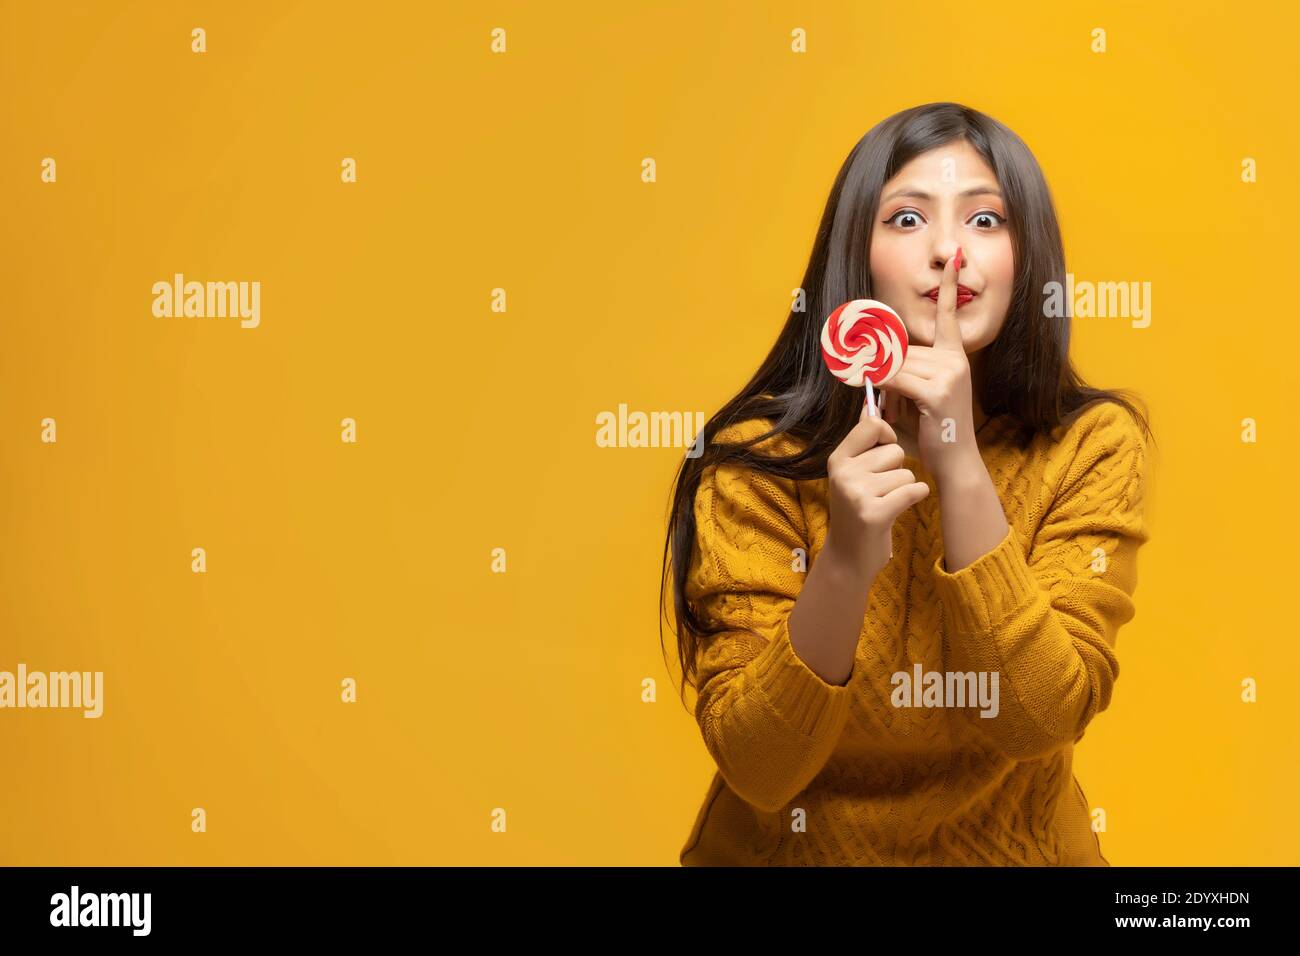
[820, 299, 909, 417]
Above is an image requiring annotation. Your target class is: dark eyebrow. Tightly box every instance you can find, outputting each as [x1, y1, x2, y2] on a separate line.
[880, 186, 1003, 204]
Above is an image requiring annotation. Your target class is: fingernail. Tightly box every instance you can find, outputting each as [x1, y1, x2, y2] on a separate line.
[954, 247, 963, 272]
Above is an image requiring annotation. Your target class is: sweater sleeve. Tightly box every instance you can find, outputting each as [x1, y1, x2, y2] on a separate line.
[684, 419, 853, 815]
[929, 402, 1150, 760]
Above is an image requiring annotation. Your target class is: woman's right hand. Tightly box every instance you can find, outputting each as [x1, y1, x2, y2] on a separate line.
[823, 400, 931, 581]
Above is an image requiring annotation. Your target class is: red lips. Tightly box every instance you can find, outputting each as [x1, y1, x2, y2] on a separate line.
[925, 284, 978, 298]
[924, 285, 977, 309]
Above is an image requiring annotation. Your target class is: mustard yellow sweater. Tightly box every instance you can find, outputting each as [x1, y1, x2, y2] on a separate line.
[679, 400, 1150, 866]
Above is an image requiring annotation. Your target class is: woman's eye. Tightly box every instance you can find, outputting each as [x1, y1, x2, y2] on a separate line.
[885, 210, 923, 228]
[970, 211, 1006, 229]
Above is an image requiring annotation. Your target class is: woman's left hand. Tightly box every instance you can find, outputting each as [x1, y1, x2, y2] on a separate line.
[881, 248, 980, 484]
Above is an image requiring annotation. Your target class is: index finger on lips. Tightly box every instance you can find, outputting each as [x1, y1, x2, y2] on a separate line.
[933, 248, 963, 351]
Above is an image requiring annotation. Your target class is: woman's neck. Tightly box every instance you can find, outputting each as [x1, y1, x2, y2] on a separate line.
[969, 348, 989, 435]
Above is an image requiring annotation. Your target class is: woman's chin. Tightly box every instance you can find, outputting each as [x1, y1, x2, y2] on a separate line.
[905, 315, 977, 350]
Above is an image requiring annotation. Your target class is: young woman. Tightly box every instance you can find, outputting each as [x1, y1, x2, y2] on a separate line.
[661, 102, 1155, 866]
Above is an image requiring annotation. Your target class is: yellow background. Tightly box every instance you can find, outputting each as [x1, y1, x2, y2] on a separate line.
[2, 0, 1296, 865]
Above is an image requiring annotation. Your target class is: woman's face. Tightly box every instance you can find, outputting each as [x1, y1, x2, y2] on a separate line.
[868, 139, 1014, 356]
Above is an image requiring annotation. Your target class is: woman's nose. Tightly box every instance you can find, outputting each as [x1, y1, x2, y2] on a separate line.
[931, 247, 959, 271]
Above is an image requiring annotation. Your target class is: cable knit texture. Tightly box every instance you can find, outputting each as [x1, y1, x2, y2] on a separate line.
[678, 400, 1149, 866]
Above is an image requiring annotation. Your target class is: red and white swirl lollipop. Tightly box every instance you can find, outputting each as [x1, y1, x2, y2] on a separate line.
[820, 299, 909, 417]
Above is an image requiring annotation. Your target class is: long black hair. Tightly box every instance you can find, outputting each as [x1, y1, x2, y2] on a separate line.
[659, 101, 1154, 705]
